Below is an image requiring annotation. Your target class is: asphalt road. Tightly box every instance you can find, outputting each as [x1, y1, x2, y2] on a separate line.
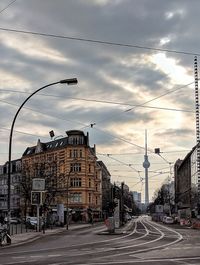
[1, 216, 200, 265]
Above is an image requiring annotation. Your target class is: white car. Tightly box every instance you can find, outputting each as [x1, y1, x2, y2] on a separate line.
[26, 217, 37, 228]
[163, 216, 174, 224]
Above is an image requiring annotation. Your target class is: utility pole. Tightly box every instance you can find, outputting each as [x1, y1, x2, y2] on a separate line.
[194, 56, 200, 214]
[143, 130, 150, 205]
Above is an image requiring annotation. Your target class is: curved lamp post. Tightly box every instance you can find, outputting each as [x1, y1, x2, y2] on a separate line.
[7, 78, 78, 243]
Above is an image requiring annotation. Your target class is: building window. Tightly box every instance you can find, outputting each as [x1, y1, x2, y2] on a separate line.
[73, 149, 78, 158]
[70, 178, 82, 187]
[88, 193, 92, 203]
[70, 193, 82, 203]
[95, 184, 98, 191]
[69, 136, 84, 145]
[89, 178, 91, 188]
[70, 163, 81, 172]
[80, 149, 83, 158]
[60, 163, 65, 174]
[16, 161, 21, 172]
[88, 164, 91, 173]
[3, 166, 6, 174]
[96, 196, 98, 205]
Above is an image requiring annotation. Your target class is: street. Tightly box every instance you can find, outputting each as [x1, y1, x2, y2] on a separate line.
[0, 216, 200, 265]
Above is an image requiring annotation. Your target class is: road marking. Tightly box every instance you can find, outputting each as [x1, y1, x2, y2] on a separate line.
[48, 254, 61, 257]
[40, 256, 200, 265]
[0, 260, 37, 265]
[30, 255, 43, 258]
[12, 256, 26, 259]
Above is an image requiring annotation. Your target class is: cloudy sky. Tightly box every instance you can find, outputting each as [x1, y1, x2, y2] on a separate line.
[0, 0, 199, 202]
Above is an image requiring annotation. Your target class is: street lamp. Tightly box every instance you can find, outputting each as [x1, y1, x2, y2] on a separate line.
[154, 147, 173, 216]
[66, 170, 72, 230]
[7, 78, 78, 243]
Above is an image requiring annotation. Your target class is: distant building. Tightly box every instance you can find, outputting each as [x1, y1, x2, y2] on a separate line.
[0, 159, 22, 217]
[132, 191, 141, 205]
[174, 144, 199, 217]
[22, 130, 102, 222]
[97, 161, 111, 216]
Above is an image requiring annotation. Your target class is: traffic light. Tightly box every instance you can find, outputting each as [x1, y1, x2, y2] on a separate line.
[31, 191, 42, 205]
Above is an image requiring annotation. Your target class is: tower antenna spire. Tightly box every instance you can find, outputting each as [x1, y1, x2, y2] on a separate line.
[143, 129, 150, 205]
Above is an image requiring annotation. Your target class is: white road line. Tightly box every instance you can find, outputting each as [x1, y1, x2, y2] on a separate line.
[48, 254, 62, 257]
[41, 256, 200, 265]
[11, 256, 26, 259]
[0, 260, 37, 265]
[30, 255, 43, 258]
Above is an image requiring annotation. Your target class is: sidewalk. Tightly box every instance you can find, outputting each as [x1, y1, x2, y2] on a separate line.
[4, 223, 93, 247]
[2, 222, 131, 247]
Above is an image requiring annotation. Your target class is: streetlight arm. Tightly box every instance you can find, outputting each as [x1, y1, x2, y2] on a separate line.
[8, 81, 60, 164]
[7, 78, 77, 242]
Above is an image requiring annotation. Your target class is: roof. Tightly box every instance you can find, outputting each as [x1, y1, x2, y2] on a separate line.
[176, 143, 199, 170]
[97, 161, 111, 176]
[66, 130, 85, 136]
[22, 130, 91, 156]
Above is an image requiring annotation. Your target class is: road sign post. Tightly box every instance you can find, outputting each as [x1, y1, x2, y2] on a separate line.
[31, 191, 43, 231]
[31, 178, 45, 232]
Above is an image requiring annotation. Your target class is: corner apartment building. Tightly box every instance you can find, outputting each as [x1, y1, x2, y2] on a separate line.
[0, 159, 22, 217]
[22, 130, 102, 222]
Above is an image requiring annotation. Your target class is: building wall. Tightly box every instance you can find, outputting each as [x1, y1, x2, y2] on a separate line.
[176, 157, 191, 208]
[174, 147, 199, 210]
[21, 131, 102, 220]
[132, 191, 141, 205]
[0, 159, 22, 217]
[191, 147, 199, 210]
[97, 161, 111, 213]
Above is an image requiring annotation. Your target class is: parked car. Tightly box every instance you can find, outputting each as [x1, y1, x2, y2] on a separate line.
[162, 216, 167, 223]
[25, 217, 37, 228]
[163, 216, 174, 224]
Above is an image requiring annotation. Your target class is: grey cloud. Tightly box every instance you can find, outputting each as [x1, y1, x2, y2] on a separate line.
[1, 0, 199, 200]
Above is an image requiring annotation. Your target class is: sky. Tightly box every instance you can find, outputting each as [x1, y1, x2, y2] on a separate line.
[0, 0, 199, 202]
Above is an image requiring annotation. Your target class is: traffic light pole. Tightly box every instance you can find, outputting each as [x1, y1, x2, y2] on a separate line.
[37, 204, 40, 232]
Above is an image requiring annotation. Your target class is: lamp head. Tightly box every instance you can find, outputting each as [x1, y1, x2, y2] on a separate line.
[60, 78, 78, 85]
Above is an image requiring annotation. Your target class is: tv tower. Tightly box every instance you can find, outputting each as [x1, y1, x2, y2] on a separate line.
[143, 129, 150, 204]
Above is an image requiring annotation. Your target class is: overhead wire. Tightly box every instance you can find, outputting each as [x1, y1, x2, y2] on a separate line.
[0, 27, 199, 56]
[0, 89, 194, 113]
[0, 95, 190, 164]
[0, 16, 193, 197]
[0, 95, 149, 152]
[0, 98, 87, 127]
[97, 152, 141, 174]
[86, 80, 195, 126]
[0, 126, 49, 138]
[0, 0, 17, 15]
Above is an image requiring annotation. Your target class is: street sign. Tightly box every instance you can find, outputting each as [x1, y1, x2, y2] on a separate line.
[31, 191, 42, 205]
[32, 178, 45, 191]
